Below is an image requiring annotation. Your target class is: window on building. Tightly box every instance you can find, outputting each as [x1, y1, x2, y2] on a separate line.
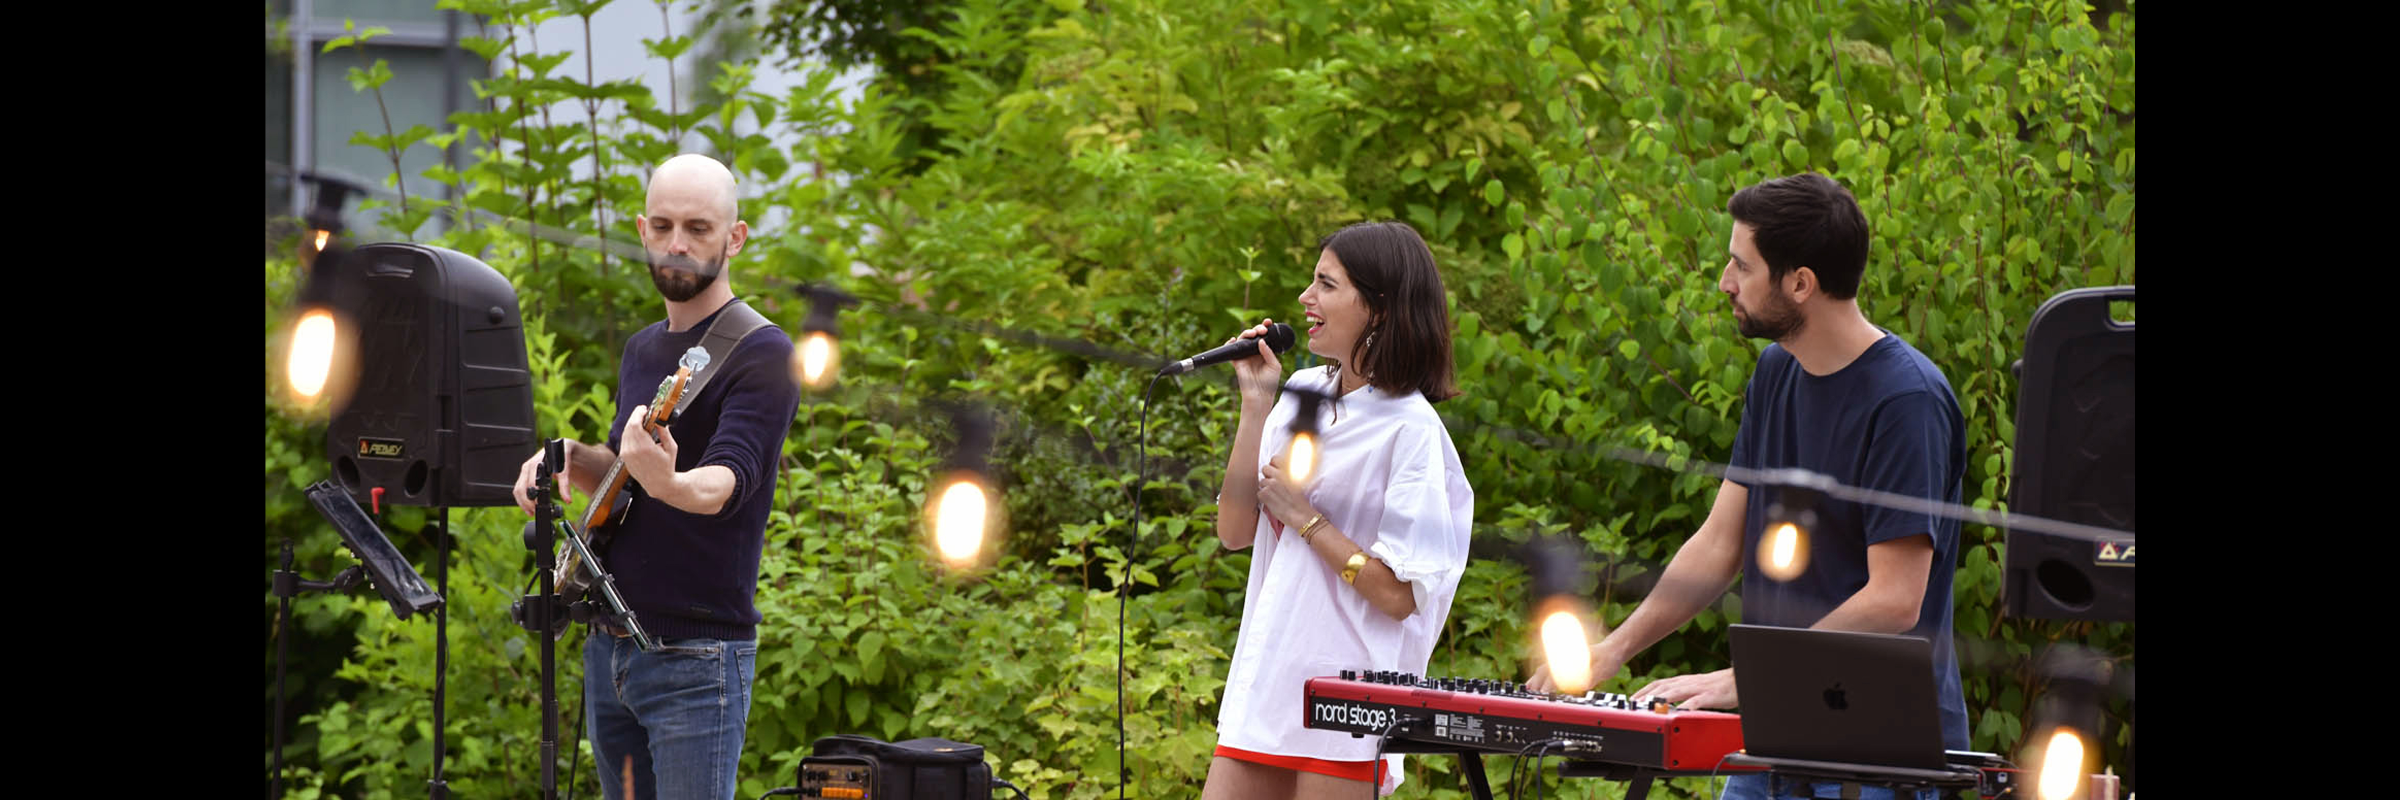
[271, 0, 487, 240]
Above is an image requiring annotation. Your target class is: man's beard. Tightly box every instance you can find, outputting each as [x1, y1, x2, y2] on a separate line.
[648, 251, 726, 303]
[1734, 285, 1805, 341]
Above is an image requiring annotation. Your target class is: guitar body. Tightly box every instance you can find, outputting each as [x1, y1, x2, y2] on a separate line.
[555, 346, 710, 599]
[571, 491, 637, 583]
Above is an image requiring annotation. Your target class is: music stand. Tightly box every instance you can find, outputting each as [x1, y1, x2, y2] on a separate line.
[270, 482, 445, 799]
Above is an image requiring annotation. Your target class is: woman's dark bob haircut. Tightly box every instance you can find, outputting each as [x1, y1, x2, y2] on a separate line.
[1318, 220, 1459, 403]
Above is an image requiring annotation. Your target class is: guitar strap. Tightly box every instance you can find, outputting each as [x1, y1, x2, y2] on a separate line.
[680, 297, 779, 409]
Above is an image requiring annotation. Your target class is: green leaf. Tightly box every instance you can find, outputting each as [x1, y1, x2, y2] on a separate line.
[857, 631, 886, 669]
[845, 688, 869, 725]
[1618, 339, 1640, 359]
[1502, 233, 1524, 262]
[642, 35, 694, 61]
[459, 35, 508, 62]
[1484, 179, 1505, 207]
[1781, 139, 1810, 168]
[1668, 208, 1698, 237]
[1833, 138, 1861, 164]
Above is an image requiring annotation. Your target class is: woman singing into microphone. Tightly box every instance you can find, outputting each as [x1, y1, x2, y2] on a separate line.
[1203, 221, 1474, 799]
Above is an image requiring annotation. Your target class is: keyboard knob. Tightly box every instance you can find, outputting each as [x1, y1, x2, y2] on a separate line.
[1341, 670, 1356, 681]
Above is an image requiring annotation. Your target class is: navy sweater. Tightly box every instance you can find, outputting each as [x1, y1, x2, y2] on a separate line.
[602, 300, 799, 641]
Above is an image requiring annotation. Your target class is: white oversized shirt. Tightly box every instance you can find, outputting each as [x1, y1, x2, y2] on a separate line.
[1214, 367, 1474, 794]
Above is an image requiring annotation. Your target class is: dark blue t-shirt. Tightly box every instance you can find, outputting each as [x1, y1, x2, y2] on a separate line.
[1729, 331, 1970, 749]
[603, 300, 799, 642]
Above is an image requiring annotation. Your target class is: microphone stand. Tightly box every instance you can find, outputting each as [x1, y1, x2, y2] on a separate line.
[511, 439, 565, 800]
[510, 439, 658, 800]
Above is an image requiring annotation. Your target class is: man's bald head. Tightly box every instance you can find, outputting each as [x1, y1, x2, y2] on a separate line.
[638, 153, 749, 306]
[647, 153, 741, 222]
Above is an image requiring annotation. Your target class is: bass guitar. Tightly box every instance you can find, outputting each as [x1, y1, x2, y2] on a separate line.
[553, 345, 711, 598]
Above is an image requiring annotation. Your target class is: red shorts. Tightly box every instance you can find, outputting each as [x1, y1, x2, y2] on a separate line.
[1214, 745, 1387, 785]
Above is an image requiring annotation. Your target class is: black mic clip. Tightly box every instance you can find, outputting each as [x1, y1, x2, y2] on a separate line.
[510, 593, 573, 638]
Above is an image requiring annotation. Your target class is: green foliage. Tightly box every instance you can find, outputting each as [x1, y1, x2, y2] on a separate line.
[269, 0, 2134, 796]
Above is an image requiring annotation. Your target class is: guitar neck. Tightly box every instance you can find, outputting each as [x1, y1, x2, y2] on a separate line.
[576, 417, 670, 529]
[579, 462, 632, 529]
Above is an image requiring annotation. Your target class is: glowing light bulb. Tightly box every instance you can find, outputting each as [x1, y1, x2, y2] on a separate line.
[932, 477, 988, 566]
[313, 230, 331, 252]
[288, 310, 338, 401]
[1287, 431, 1318, 484]
[797, 331, 839, 389]
[1758, 521, 1809, 582]
[2036, 727, 2087, 800]
[1538, 608, 1595, 695]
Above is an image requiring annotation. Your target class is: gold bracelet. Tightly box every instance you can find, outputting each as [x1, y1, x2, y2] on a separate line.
[1298, 513, 1327, 543]
[1341, 551, 1369, 585]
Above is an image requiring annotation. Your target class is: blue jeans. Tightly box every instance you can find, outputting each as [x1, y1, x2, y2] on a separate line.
[583, 632, 759, 800]
[1720, 774, 1946, 800]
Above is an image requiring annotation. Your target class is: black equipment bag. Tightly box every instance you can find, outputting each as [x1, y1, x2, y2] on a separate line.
[799, 734, 992, 800]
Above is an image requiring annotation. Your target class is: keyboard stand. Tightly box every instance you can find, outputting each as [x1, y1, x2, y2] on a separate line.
[1375, 739, 1497, 800]
[1557, 761, 1744, 800]
[1565, 759, 1784, 800]
[1719, 753, 1984, 799]
[1376, 738, 1763, 800]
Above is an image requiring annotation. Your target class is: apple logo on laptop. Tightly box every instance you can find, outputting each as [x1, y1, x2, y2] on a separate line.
[1822, 682, 1848, 711]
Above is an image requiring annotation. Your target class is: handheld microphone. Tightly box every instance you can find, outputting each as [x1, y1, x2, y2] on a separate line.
[1158, 323, 1296, 375]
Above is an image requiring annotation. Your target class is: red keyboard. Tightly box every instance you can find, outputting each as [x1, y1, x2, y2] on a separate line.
[1303, 671, 1752, 771]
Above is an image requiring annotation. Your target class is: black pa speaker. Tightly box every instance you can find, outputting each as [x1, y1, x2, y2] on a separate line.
[323, 242, 536, 508]
[2004, 286, 2135, 622]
